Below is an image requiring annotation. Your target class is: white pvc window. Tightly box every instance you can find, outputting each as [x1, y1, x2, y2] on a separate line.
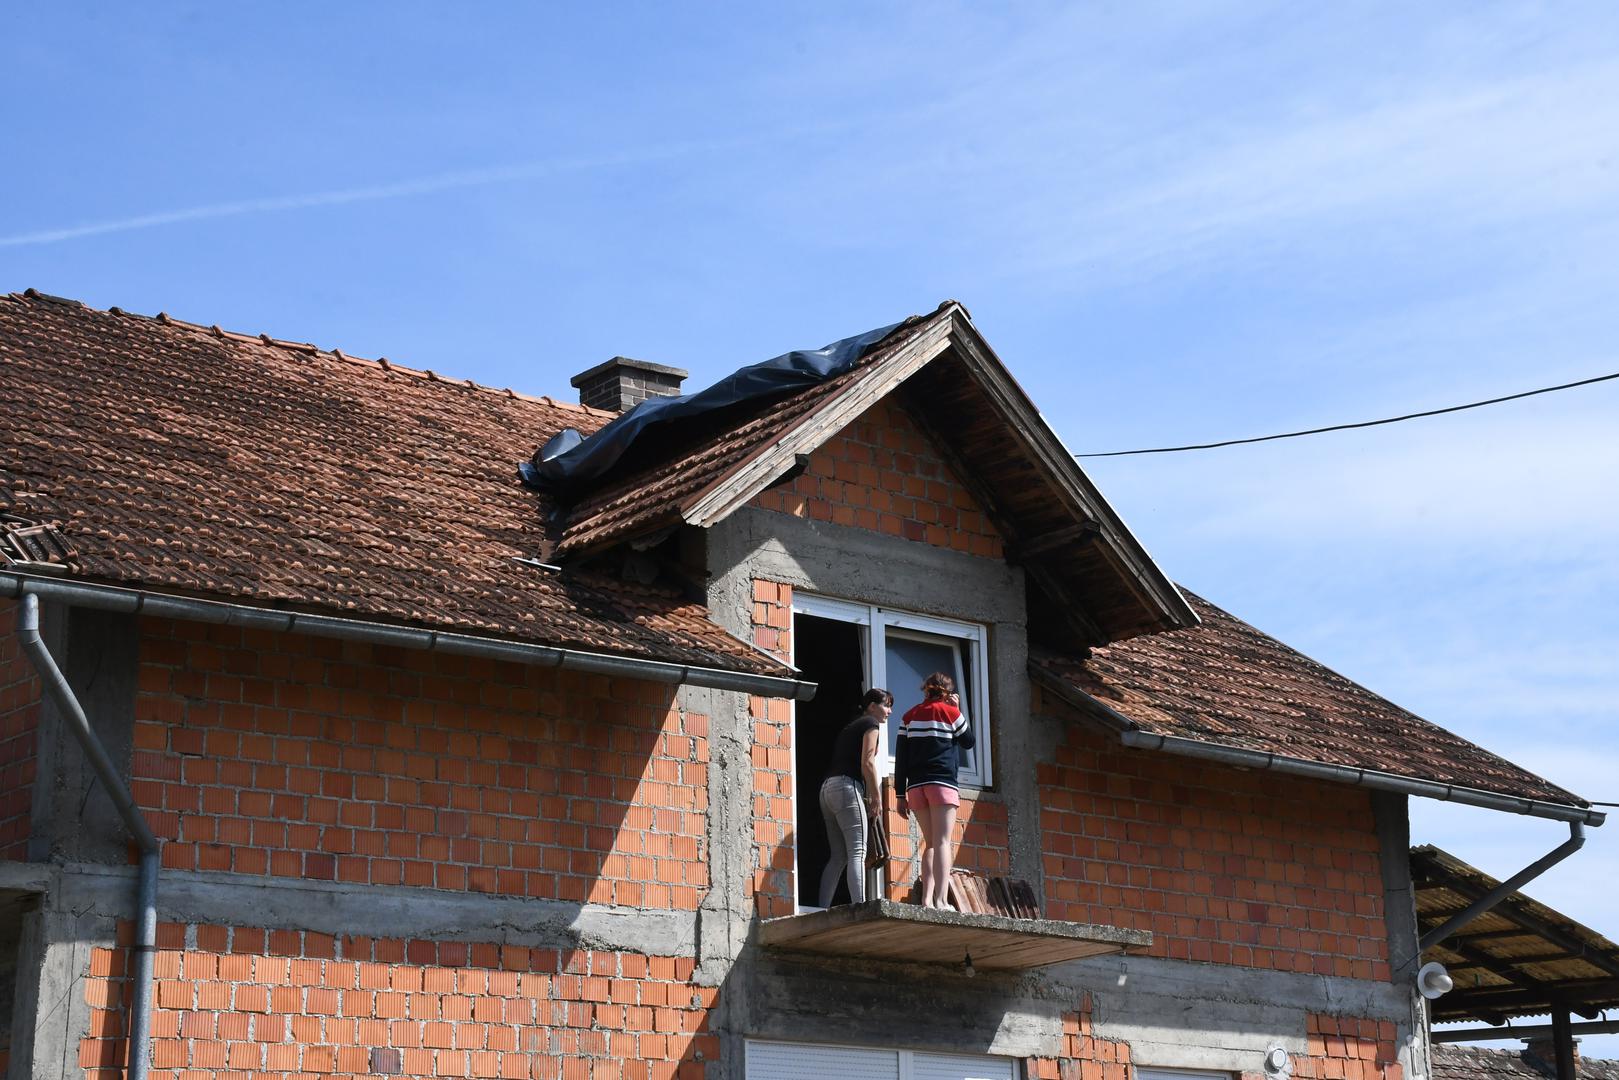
[745, 1040, 1017, 1080]
[1135, 1071, 1232, 1080]
[793, 593, 992, 788]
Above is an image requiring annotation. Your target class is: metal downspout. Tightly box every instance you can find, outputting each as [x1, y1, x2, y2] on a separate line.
[1417, 822, 1585, 951]
[17, 592, 159, 1080]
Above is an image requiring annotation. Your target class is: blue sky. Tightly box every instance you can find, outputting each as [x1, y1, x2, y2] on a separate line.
[7, 1, 1619, 1054]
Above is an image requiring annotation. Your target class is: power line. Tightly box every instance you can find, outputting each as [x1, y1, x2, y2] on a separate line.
[1076, 368, 1619, 458]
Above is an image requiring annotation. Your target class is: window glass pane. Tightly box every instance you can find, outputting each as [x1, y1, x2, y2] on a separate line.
[885, 632, 969, 770]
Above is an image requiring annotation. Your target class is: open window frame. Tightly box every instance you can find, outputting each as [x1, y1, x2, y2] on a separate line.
[793, 592, 993, 789]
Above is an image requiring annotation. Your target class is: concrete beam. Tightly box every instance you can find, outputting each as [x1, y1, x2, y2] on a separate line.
[52, 863, 697, 957]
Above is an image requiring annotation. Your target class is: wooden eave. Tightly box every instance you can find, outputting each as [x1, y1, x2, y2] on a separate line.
[758, 899, 1150, 971]
[926, 318, 1196, 641]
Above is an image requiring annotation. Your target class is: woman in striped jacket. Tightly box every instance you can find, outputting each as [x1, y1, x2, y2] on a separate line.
[894, 671, 975, 909]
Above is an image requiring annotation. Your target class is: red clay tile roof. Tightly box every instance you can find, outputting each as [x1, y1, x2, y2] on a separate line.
[1433, 1045, 1619, 1080]
[554, 308, 951, 556]
[0, 291, 789, 676]
[1031, 591, 1584, 808]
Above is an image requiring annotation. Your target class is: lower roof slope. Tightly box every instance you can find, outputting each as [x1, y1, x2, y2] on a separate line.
[1433, 1045, 1619, 1079]
[0, 291, 789, 678]
[1031, 591, 1586, 813]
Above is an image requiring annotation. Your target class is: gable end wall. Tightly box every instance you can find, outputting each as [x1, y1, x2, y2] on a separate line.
[749, 399, 1004, 558]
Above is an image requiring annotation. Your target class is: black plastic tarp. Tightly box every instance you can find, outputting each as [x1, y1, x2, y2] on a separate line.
[521, 317, 912, 498]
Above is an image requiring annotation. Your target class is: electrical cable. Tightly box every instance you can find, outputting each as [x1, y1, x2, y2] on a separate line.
[1076, 368, 1619, 458]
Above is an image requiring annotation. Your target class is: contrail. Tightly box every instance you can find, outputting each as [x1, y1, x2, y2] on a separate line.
[0, 141, 722, 248]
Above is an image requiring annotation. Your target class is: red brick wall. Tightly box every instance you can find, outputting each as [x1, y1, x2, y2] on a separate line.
[0, 597, 40, 861]
[1284, 1013, 1402, 1080]
[131, 617, 709, 909]
[750, 399, 1004, 559]
[749, 582, 795, 918]
[1038, 688, 1389, 979]
[81, 922, 718, 1080]
[1022, 996, 1131, 1080]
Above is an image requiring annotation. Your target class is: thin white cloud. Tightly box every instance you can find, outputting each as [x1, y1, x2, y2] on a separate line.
[0, 137, 748, 249]
[960, 54, 1619, 281]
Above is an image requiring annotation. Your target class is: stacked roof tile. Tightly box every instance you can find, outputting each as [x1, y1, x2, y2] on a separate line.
[0, 291, 788, 676]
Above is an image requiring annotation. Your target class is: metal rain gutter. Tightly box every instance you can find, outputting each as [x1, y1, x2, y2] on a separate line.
[17, 592, 160, 1080]
[1118, 730, 1605, 826]
[0, 572, 817, 701]
[1417, 822, 1586, 952]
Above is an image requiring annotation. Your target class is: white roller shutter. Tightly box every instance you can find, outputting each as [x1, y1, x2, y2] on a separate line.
[745, 1041, 1016, 1080]
[745, 1041, 899, 1080]
[911, 1051, 1017, 1080]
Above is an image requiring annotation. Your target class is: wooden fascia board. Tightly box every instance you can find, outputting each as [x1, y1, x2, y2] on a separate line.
[678, 316, 958, 528]
[943, 318, 1198, 633]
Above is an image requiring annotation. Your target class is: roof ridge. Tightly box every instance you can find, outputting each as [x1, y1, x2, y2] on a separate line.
[6, 288, 616, 420]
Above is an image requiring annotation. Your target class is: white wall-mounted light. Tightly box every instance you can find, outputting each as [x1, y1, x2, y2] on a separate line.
[1263, 1046, 1292, 1078]
[1418, 961, 1455, 1000]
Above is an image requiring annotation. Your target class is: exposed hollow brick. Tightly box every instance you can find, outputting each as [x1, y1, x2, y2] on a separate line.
[1037, 703, 1390, 980]
[129, 621, 711, 910]
[749, 399, 1004, 559]
[85, 926, 722, 1080]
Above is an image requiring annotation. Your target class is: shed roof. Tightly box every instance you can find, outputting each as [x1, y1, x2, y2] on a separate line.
[1416, 846, 1619, 1024]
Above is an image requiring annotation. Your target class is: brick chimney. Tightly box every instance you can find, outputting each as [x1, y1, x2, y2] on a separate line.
[570, 357, 687, 413]
[1523, 1036, 1578, 1075]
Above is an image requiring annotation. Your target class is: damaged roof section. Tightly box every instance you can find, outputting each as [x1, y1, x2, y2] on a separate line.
[1032, 591, 1593, 818]
[545, 301, 1196, 647]
[0, 290, 792, 679]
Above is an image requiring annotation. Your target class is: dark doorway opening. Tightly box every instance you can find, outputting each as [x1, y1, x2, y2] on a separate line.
[792, 613, 865, 909]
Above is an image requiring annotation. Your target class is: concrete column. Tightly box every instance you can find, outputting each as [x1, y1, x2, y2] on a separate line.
[28, 605, 141, 865]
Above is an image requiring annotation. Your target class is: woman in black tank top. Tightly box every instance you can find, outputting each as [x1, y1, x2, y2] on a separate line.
[818, 688, 892, 906]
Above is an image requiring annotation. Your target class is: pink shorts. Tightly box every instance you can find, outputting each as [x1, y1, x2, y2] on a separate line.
[905, 783, 960, 808]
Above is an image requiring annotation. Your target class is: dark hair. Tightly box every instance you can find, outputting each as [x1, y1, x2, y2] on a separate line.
[859, 688, 894, 712]
[921, 672, 954, 700]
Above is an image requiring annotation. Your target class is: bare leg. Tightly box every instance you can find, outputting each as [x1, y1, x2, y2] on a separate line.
[916, 804, 940, 906]
[918, 804, 956, 908]
[931, 804, 958, 908]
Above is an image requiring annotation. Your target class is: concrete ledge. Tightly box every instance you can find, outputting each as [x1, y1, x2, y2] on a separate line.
[52, 863, 698, 956]
[0, 859, 54, 894]
[758, 899, 1150, 970]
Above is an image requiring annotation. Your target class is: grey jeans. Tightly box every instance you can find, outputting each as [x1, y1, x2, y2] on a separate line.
[818, 775, 868, 906]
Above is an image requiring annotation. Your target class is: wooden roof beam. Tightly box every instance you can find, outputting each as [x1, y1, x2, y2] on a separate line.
[1432, 876, 1619, 980]
[1005, 520, 1101, 562]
